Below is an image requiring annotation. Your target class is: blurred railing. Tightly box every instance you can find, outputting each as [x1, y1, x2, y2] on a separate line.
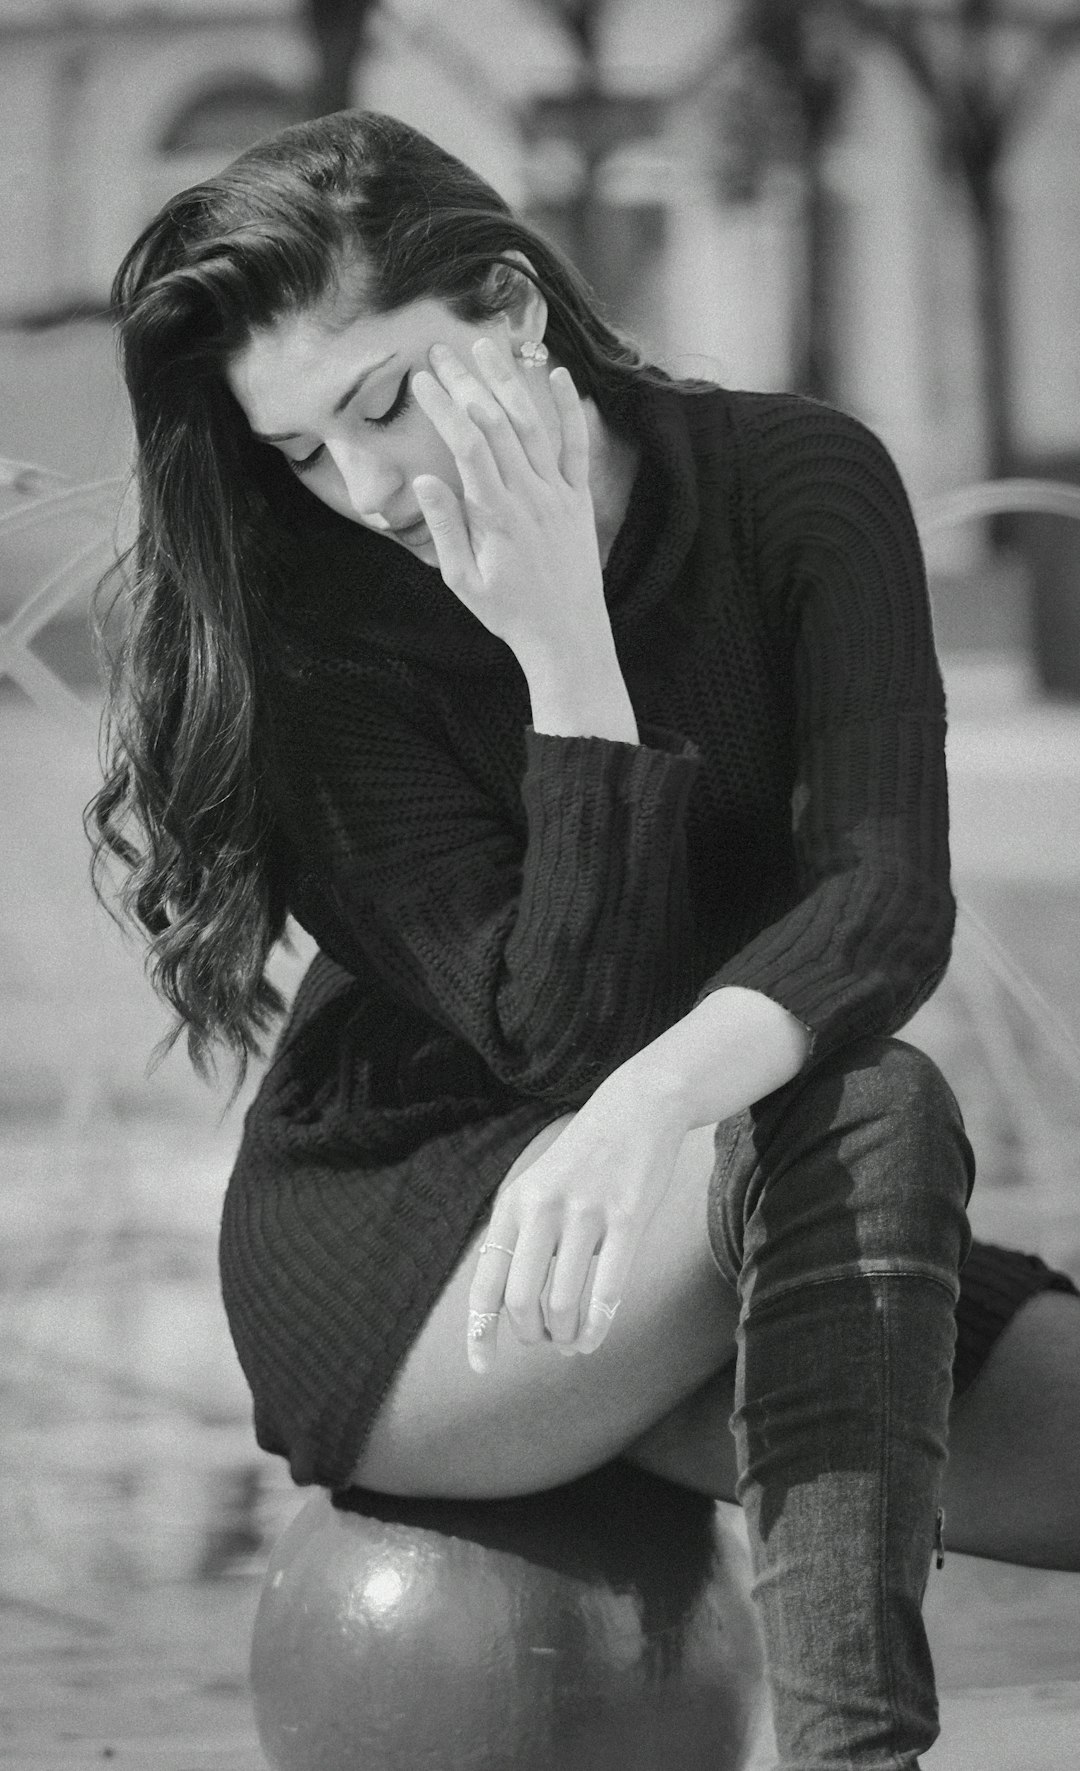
[0, 456, 123, 740]
[917, 478, 1080, 536]
[912, 478, 1080, 1213]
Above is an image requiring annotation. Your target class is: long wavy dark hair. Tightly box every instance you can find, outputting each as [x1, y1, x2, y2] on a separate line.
[86, 108, 680, 1099]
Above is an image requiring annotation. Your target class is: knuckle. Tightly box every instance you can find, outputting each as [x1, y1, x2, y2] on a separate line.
[503, 1275, 535, 1314]
[563, 1194, 599, 1226]
[505, 398, 538, 432]
[545, 1292, 580, 1329]
[457, 430, 486, 465]
[516, 1177, 554, 1216]
[479, 399, 512, 431]
[505, 1297, 543, 1340]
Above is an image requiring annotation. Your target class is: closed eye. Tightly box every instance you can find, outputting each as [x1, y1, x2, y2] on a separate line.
[287, 443, 325, 476]
[285, 372, 413, 475]
[366, 372, 412, 429]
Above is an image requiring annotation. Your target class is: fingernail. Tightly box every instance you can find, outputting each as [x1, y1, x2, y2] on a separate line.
[468, 1309, 497, 1372]
[468, 1342, 491, 1373]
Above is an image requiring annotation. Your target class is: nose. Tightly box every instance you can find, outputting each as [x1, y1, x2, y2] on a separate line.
[330, 441, 402, 521]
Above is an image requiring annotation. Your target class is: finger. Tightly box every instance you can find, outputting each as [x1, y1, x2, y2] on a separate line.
[462, 399, 533, 494]
[471, 337, 559, 482]
[412, 475, 478, 596]
[430, 345, 521, 468]
[503, 1218, 559, 1348]
[575, 1217, 634, 1355]
[549, 365, 590, 491]
[467, 1237, 513, 1375]
[544, 1213, 603, 1348]
[412, 367, 504, 509]
[424, 348, 529, 498]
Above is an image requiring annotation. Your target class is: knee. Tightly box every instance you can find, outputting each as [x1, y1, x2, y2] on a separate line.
[832, 1032, 952, 1107]
[739, 1034, 975, 1282]
[826, 1035, 974, 1193]
[828, 1036, 975, 1265]
[877, 1037, 959, 1117]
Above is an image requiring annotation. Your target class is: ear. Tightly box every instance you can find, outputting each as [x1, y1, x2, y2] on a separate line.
[495, 249, 549, 350]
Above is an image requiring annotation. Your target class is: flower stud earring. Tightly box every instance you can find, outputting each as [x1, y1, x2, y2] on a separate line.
[517, 338, 549, 366]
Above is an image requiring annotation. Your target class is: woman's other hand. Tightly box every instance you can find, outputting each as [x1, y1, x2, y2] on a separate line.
[466, 1078, 689, 1374]
[410, 339, 611, 675]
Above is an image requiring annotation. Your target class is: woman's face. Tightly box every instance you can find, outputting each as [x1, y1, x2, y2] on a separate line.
[226, 289, 553, 564]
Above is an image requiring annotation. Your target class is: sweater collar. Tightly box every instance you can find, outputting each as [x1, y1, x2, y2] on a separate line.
[274, 374, 706, 675]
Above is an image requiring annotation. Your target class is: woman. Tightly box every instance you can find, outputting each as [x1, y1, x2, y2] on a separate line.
[88, 110, 1079, 1767]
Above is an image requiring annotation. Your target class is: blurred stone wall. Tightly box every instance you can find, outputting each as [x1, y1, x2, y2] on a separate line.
[3, 2, 1080, 551]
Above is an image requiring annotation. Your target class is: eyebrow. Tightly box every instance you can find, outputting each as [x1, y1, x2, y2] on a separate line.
[252, 354, 396, 442]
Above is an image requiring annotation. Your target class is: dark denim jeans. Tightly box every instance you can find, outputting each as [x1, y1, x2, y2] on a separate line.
[707, 1036, 976, 1770]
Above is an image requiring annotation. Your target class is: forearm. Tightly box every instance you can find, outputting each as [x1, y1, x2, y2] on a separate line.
[616, 985, 811, 1130]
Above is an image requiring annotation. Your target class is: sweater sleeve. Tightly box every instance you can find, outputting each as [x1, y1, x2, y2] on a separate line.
[694, 396, 955, 1063]
[269, 657, 704, 1105]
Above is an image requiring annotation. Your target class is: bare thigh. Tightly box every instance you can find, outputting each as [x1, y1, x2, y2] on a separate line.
[352, 1113, 740, 1498]
[943, 1288, 1080, 1568]
[626, 1287, 1080, 1571]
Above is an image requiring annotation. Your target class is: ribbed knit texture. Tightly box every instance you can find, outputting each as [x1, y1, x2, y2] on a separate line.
[220, 378, 970, 1489]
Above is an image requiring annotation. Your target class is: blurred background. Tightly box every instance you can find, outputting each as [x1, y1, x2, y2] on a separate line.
[2, 2, 1080, 1764]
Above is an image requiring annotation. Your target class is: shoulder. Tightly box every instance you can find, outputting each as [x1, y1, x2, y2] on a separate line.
[704, 389, 919, 567]
[708, 387, 900, 485]
[672, 382, 907, 524]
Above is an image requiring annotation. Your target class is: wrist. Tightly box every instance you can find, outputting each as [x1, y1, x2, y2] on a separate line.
[523, 642, 639, 744]
[617, 988, 812, 1130]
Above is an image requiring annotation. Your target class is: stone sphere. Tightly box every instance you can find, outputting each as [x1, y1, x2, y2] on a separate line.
[251, 1460, 767, 1771]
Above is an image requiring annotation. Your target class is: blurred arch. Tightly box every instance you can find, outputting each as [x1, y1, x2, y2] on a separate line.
[158, 73, 305, 158]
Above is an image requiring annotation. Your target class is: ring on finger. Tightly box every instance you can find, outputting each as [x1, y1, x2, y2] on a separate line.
[468, 1309, 500, 1341]
[589, 1297, 622, 1321]
[480, 1240, 515, 1257]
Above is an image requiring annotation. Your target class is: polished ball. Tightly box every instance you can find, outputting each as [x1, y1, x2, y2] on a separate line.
[251, 1460, 766, 1771]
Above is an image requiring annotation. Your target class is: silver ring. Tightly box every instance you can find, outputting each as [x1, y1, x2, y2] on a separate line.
[468, 1310, 500, 1340]
[480, 1241, 516, 1258]
[589, 1298, 622, 1321]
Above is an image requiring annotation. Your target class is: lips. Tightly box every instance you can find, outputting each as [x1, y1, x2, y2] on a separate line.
[390, 517, 428, 541]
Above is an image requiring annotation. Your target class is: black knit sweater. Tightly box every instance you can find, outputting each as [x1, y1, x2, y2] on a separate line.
[219, 376, 955, 1489]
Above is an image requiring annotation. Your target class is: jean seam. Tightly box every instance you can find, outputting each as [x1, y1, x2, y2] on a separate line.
[744, 1263, 961, 1323]
[707, 1116, 747, 1285]
[879, 1277, 905, 1769]
[738, 1267, 943, 1765]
